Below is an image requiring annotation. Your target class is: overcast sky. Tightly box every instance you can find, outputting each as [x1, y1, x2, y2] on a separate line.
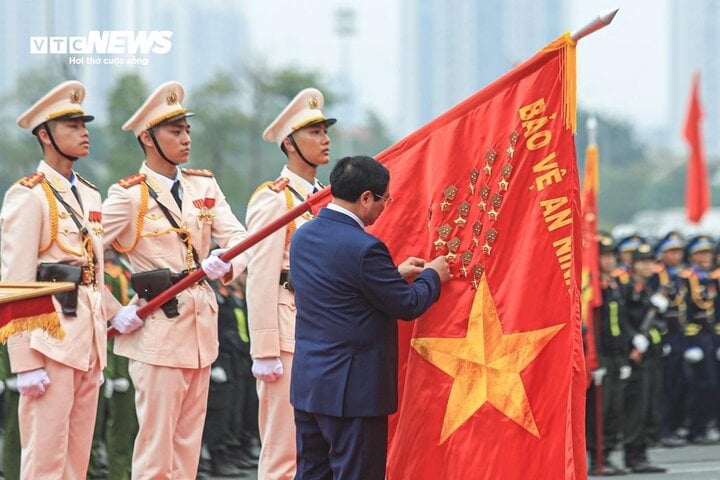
[243, 1, 667, 134]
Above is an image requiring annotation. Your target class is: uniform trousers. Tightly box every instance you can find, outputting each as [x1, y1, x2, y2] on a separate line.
[129, 361, 210, 480]
[257, 350, 295, 480]
[19, 355, 102, 479]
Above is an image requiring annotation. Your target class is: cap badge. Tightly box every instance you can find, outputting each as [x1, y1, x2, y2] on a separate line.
[308, 96, 320, 109]
[70, 89, 81, 104]
[166, 90, 179, 105]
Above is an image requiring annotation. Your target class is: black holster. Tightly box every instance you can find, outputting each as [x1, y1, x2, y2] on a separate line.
[36, 263, 81, 316]
[130, 268, 180, 318]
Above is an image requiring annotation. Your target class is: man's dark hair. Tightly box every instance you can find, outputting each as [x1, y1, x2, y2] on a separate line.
[330, 155, 389, 202]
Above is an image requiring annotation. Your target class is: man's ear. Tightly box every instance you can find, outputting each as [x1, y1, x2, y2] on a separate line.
[138, 130, 155, 148]
[36, 128, 52, 147]
[282, 136, 296, 153]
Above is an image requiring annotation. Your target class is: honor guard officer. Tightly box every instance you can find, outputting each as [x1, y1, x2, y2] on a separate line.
[680, 235, 719, 445]
[648, 231, 689, 447]
[0, 81, 132, 478]
[102, 81, 253, 479]
[615, 234, 646, 277]
[245, 88, 335, 480]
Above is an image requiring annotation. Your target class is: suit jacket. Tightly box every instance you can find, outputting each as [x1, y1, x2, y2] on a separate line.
[289, 208, 441, 417]
[245, 166, 317, 358]
[102, 163, 251, 368]
[0, 161, 120, 373]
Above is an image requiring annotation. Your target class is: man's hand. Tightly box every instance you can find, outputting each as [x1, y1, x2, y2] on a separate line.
[210, 366, 228, 383]
[649, 293, 669, 313]
[202, 248, 232, 280]
[424, 255, 452, 283]
[17, 368, 51, 398]
[252, 357, 283, 383]
[111, 305, 144, 334]
[632, 333, 649, 353]
[398, 257, 425, 280]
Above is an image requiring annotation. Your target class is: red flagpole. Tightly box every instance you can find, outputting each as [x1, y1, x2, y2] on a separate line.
[107, 187, 333, 338]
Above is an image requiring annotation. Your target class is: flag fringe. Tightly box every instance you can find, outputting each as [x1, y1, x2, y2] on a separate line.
[541, 33, 577, 133]
[0, 312, 65, 344]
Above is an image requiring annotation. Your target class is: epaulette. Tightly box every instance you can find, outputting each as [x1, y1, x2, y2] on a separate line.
[76, 173, 98, 191]
[612, 270, 630, 285]
[117, 173, 146, 188]
[268, 177, 290, 193]
[17, 172, 45, 188]
[678, 268, 693, 279]
[181, 168, 214, 177]
[710, 267, 720, 280]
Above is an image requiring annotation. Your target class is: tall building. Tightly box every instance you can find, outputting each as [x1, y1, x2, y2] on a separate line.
[398, 0, 566, 135]
[0, 0, 250, 122]
[669, 1, 720, 158]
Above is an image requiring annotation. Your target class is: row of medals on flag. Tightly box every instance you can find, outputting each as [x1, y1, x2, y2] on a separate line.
[429, 131, 518, 290]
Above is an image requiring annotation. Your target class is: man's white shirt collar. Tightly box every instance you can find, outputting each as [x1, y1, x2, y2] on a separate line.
[327, 203, 365, 228]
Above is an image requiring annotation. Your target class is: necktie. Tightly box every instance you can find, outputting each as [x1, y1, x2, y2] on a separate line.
[71, 185, 84, 212]
[170, 180, 182, 209]
[312, 186, 319, 194]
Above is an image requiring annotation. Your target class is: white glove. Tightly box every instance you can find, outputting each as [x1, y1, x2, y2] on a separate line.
[99, 371, 104, 386]
[649, 293, 669, 313]
[619, 365, 632, 380]
[103, 379, 114, 399]
[632, 334, 650, 353]
[252, 357, 284, 383]
[591, 367, 606, 386]
[111, 305, 143, 334]
[662, 344, 672, 357]
[717, 347, 720, 362]
[5, 376, 18, 392]
[684, 346, 704, 364]
[0, 380, 5, 395]
[201, 248, 231, 280]
[17, 368, 51, 398]
[113, 378, 131, 393]
[210, 366, 228, 383]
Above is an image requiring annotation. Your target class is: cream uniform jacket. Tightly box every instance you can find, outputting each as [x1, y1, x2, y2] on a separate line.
[0, 160, 120, 373]
[102, 163, 251, 368]
[246, 166, 318, 358]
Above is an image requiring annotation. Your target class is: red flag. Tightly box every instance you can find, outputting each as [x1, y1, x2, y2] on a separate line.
[684, 72, 709, 223]
[581, 141, 600, 379]
[0, 282, 69, 343]
[370, 34, 585, 479]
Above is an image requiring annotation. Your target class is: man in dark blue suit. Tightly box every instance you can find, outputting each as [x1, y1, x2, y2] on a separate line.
[289, 155, 451, 480]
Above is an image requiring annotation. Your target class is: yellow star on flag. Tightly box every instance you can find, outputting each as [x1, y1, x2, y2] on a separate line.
[411, 275, 565, 443]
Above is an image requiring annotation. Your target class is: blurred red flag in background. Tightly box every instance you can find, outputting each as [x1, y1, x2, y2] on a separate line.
[683, 72, 709, 224]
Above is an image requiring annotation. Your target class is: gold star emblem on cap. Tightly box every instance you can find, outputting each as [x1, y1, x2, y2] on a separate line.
[308, 96, 320, 109]
[411, 275, 564, 443]
[166, 90, 179, 105]
[70, 89, 81, 104]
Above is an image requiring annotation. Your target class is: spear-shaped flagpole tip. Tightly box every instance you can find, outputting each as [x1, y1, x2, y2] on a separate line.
[570, 8, 619, 42]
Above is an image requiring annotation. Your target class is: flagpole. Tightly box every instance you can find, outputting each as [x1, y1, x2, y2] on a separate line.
[570, 8, 619, 42]
[107, 187, 333, 338]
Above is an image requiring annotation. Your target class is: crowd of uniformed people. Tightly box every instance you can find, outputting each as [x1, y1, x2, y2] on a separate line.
[586, 230, 720, 476]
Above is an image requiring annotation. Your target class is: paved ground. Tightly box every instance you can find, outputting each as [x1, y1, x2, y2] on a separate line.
[208, 442, 720, 479]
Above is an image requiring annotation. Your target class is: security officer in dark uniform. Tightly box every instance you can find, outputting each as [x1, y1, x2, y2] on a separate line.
[587, 232, 631, 476]
[648, 232, 688, 447]
[203, 279, 248, 477]
[681, 235, 719, 444]
[103, 252, 138, 480]
[621, 242, 667, 473]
